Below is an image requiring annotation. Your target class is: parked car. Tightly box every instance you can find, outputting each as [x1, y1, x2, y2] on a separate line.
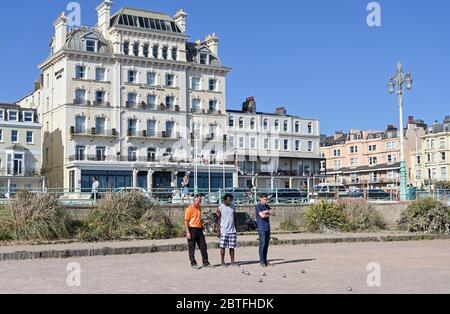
[316, 183, 348, 198]
[268, 189, 308, 204]
[349, 189, 392, 200]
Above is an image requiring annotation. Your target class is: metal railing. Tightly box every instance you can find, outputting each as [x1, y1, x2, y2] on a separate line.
[1, 187, 448, 207]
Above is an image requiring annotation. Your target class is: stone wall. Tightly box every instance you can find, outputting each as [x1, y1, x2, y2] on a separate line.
[63, 203, 408, 230]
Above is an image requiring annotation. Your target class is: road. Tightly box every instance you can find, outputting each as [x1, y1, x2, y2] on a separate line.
[0, 240, 449, 294]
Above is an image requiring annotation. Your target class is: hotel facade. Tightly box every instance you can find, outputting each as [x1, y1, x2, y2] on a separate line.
[21, 1, 237, 192]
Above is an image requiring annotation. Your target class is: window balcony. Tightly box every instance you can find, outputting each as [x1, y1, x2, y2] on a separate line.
[0, 168, 43, 177]
[70, 127, 118, 138]
[92, 100, 111, 107]
[73, 99, 91, 106]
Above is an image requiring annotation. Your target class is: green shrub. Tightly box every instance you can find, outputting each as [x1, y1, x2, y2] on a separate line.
[78, 191, 150, 241]
[337, 199, 387, 231]
[78, 191, 181, 241]
[399, 198, 450, 234]
[303, 201, 348, 233]
[435, 181, 450, 190]
[139, 209, 185, 240]
[2, 191, 71, 241]
[279, 217, 299, 232]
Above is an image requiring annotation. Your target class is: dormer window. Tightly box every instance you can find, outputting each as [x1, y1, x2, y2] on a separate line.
[8, 110, 18, 122]
[200, 53, 208, 65]
[23, 111, 34, 123]
[86, 39, 97, 52]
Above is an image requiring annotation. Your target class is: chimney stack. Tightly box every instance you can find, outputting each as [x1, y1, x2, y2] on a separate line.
[275, 107, 287, 116]
[53, 12, 68, 52]
[96, 0, 112, 37]
[174, 9, 188, 33]
[204, 33, 219, 56]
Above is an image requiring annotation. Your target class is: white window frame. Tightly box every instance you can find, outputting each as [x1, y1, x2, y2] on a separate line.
[75, 65, 85, 80]
[26, 131, 34, 144]
[308, 141, 313, 152]
[284, 139, 290, 151]
[295, 140, 300, 151]
[0, 129, 3, 142]
[147, 72, 157, 86]
[128, 70, 137, 83]
[250, 137, 257, 149]
[192, 77, 201, 90]
[95, 68, 106, 81]
[8, 110, 19, 122]
[264, 138, 270, 150]
[11, 130, 19, 143]
[0, 109, 5, 121]
[23, 111, 34, 123]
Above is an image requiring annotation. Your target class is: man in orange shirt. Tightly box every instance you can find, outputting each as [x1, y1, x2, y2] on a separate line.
[185, 196, 213, 269]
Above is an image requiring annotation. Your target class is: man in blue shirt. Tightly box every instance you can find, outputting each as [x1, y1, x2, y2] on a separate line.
[255, 194, 273, 267]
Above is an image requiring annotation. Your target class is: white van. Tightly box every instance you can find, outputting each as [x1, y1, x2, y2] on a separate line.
[316, 183, 348, 198]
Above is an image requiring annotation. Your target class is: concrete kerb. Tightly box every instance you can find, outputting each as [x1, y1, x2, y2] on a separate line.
[1, 233, 450, 262]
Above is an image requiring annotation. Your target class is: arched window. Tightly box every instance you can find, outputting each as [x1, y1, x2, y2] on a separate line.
[239, 118, 244, 129]
[250, 119, 256, 130]
[295, 121, 300, 133]
[284, 121, 289, 132]
[229, 116, 235, 127]
[308, 123, 313, 134]
[263, 119, 269, 130]
[274, 120, 280, 131]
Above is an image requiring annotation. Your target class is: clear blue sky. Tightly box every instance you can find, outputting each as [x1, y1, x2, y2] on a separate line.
[1, 0, 449, 135]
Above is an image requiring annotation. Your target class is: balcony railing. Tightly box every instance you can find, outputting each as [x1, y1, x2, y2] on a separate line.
[68, 155, 191, 163]
[127, 130, 181, 140]
[70, 127, 117, 137]
[73, 99, 91, 106]
[92, 100, 111, 107]
[0, 168, 43, 177]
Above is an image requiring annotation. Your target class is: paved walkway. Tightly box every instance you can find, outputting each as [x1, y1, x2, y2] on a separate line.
[1, 231, 449, 261]
[1, 240, 449, 294]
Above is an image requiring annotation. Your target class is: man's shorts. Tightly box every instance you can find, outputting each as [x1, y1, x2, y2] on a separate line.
[219, 233, 237, 249]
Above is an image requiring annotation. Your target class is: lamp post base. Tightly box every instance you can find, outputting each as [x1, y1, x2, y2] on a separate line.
[400, 161, 408, 201]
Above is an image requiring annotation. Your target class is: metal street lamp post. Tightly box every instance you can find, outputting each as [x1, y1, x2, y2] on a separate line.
[388, 62, 413, 201]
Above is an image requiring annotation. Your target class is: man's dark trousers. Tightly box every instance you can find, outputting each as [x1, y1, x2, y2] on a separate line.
[188, 228, 209, 266]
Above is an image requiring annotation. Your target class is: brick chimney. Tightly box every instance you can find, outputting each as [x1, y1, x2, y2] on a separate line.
[275, 107, 287, 116]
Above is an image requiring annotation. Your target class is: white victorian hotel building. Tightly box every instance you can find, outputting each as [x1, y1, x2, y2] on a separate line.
[20, 1, 323, 192]
[20, 1, 237, 192]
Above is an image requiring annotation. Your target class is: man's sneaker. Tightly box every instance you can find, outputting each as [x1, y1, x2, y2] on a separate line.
[260, 263, 267, 268]
[191, 264, 200, 270]
[203, 263, 215, 269]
